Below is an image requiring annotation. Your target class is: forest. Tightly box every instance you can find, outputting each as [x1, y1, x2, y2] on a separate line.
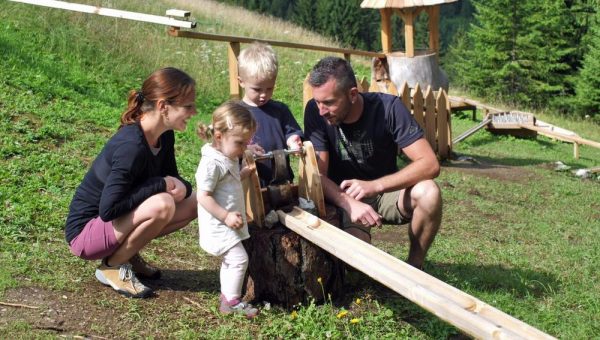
[219, 0, 600, 120]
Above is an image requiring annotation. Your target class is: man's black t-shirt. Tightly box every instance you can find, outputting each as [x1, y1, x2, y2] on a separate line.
[304, 92, 423, 184]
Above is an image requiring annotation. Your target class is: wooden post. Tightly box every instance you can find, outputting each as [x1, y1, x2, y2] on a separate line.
[436, 89, 449, 158]
[427, 6, 440, 58]
[303, 73, 313, 110]
[380, 8, 392, 54]
[574, 143, 580, 159]
[228, 41, 241, 99]
[399, 9, 415, 58]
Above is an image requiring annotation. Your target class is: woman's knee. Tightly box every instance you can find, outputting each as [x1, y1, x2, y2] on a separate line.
[148, 193, 176, 222]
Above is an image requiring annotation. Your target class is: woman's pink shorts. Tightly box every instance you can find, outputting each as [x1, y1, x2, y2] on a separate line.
[69, 216, 120, 260]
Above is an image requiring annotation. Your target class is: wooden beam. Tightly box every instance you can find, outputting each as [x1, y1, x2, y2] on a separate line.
[380, 8, 393, 54]
[521, 125, 600, 149]
[169, 29, 385, 59]
[278, 207, 556, 340]
[398, 9, 415, 57]
[9, 0, 195, 28]
[227, 42, 241, 99]
[427, 6, 440, 56]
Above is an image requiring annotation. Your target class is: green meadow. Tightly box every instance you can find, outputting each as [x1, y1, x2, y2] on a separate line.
[1, 0, 598, 338]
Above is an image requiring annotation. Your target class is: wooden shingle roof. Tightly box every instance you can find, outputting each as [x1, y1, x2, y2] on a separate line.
[360, 0, 458, 9]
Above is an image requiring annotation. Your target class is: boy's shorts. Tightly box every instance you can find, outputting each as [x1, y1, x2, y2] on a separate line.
[338, 190, 411, 236]
[69, 216, 120, 260]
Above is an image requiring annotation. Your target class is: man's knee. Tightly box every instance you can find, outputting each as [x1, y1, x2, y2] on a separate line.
[412, 180, 442, 207]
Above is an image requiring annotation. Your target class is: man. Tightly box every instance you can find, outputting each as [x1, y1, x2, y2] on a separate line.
[303, 57, 442, 269]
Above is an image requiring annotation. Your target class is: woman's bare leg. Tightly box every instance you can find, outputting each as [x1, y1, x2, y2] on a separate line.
[106, 193, 176, 266]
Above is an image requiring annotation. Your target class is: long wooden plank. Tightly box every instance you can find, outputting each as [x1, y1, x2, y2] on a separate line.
[522, 125, 600, 149]
[278, 207, 556, 340]
[9, 0, 195, 28]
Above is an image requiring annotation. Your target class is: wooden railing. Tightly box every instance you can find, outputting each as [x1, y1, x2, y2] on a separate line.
[168, 27, 385, 99]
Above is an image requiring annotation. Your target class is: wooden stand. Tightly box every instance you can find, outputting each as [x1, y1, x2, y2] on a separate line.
[242, 206, 345, 308]
[242, 142, 343, 308]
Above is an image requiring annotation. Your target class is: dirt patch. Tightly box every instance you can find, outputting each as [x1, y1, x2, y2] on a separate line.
[443, 159, 539, 184]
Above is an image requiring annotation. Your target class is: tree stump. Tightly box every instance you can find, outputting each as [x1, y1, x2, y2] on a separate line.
[242, 206, 345, 309]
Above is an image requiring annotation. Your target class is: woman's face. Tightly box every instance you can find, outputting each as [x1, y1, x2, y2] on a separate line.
[165, 89, 197, 131]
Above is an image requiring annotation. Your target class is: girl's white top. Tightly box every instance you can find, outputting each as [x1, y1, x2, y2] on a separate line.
[196, 144, 249, 256]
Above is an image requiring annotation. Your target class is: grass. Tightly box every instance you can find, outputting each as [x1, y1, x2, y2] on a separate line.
[1, 0, 599, 338]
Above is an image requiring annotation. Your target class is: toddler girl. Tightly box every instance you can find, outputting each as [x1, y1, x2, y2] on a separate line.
[196, 101, 259, 318]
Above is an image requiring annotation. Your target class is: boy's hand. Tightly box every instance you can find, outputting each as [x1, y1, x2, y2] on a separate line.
[286, 135, 302, 150]
[247, 143, 265, 156]
[224, 211, 244, 229]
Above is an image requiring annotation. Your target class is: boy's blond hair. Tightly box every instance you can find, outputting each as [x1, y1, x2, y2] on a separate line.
[238, 42, 278, 80]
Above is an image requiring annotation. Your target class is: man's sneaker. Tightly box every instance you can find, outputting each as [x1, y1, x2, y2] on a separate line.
[95, 260, 153, 298]
[219, 294, 259, 319]
[129, 253, 161, 279]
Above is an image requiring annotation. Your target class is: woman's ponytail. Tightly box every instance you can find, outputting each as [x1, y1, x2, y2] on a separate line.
[119, 90, 145, 128]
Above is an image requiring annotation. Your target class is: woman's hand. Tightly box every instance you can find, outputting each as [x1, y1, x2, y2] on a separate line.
[224, 211, 244, 229]
[164, 176, 186, 202]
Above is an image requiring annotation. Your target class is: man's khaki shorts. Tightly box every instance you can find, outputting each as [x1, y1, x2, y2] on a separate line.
[338, 190, 412, 235]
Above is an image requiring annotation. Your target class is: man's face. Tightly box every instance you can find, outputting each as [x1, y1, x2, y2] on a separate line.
[311, 78, 353, 126]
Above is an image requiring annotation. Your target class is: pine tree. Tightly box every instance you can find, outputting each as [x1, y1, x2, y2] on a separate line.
[575, 10, 600, 117]
[448, 0, 572, 108]
[293, 0, 316, 29]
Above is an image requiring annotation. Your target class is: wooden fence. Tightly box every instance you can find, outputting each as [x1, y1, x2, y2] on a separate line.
[303, 77, 452, 160]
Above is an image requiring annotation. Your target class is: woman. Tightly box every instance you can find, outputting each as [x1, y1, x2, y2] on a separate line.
[65, 67, 198, 298]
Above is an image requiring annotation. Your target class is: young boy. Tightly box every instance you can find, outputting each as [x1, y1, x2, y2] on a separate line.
[238, 42, 303, 186]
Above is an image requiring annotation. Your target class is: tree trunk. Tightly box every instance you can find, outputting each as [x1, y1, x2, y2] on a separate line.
[242, 206, 345, 309]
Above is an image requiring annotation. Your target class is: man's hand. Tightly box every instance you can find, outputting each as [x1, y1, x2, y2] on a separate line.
[347, 199, 382, 227]
[224, 211, 244, 229]
[340, 179, 380, 200]
[164, 176, 186, 202]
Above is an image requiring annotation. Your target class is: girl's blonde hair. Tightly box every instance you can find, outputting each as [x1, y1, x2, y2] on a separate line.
[197, 101, 257, 140]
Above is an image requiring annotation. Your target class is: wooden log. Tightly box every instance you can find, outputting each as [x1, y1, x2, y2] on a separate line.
[278, 207, 556, 340]
[243, 206, 344, 308]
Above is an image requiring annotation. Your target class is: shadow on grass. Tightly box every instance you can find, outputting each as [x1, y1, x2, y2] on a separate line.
[443, 153, 593, 169]
[146, 269, 220, 293]
[342, 262, 559, 338]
